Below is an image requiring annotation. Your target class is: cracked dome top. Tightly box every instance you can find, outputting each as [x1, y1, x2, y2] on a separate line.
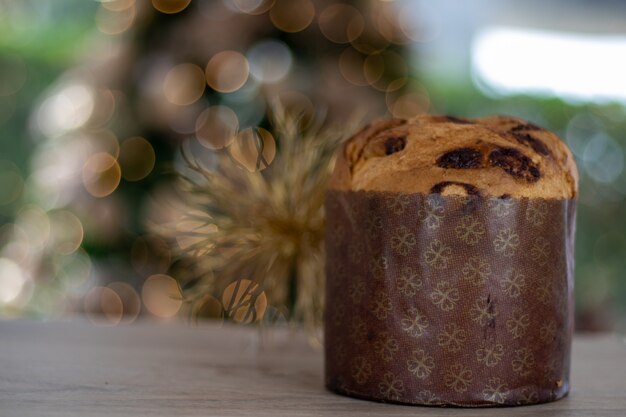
[329, 114, 578, 199]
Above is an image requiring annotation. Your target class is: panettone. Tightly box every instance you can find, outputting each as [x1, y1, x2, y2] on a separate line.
[329, 114, 578, 199]
[324, 114, 578, 407]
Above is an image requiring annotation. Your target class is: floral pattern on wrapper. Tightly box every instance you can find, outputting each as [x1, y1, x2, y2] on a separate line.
[324, 191, 576, 407]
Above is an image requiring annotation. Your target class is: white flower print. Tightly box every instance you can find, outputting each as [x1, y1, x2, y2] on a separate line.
[386, 194, 411, 215]
[391, 225, 417, 256]
[537, 281, 552, 306]
[379, 372, 404, 401]
[401, 307, 429, 338]
[500, 268, 526, 298]
[544, 358, 558, 380]
[470, 296, 497, 326]
[512, 347, 535, 376]
[430, 281, 459, 311]
[476, 342, 504, 367]
[517, 387, 539, 405]
[349, 316, 367, 344]
[540, 320, 557, 343]
[374, 332, 399, 362]
[407, 349, 435, 380]
[530, 237, 551, 266]
[506, 308, 530, 339]
[351, 356, 372, 385]
[489, 196, 514, 217]
[348, 280, 365, 304]
[526, 200, 548, 226]
[348, 242, 364, 264]
[416, 390, 441, 405]
[418, 195, 445, 229]
[462, 256, 492, 286]
[365, 215, 383, 235]
[330, 303, 345, 327]
[424, 239, 452, 269]
[332, 224, 346, 246]
[455, 215, 485, 245]
[396, 266, 422, 296]
[444, 363, 473, 393]
[437, 323, 467, 352]
[369, 290, 392, 320]
[482, 377, 510, 404]
[493, 228, 520, 257]
[368, 256, 388, 277]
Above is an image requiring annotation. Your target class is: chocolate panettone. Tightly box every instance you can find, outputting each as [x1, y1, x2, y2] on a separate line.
[324, 114, 578, 407]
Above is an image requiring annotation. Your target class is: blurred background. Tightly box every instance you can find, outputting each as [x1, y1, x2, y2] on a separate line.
[0, 0, 625, 332]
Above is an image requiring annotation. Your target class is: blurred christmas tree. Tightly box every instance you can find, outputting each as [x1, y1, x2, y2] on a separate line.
[1, 0, 426, 323]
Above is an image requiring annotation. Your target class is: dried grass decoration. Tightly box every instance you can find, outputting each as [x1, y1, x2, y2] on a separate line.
[169, 106, 350, 331]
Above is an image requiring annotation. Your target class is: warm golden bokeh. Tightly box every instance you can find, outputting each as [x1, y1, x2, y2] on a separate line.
[269, 0, 315, 33]
[163, 63, 206, 106]
[195, 105, 239, 149]
[84, 286, 123, 326]
[318, 4, 364, 44]
[205, 51, 250, 93]
[107, 281, 141, 324]
[230, 127, 276, 172]
[142, 274, 182, 318]
[222, 279, 267, 324]
[230, 0, 275, 15]
[82, 153, 121, 198]
[48, 211, 84, 255]
[151, 0, 191, 14]
[118, 137, 156, 181]
[96, 3, 136, 35]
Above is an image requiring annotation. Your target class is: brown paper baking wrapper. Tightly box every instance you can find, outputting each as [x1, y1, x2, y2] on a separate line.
[324, 190, 576, 407]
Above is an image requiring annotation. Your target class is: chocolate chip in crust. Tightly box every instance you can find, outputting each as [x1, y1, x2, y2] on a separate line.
[510, 123, 544, 132]
[430, 181, 480, 196]
[431, 115, 474, 124]
[488, 147, 541, 182]
[510, 132, 551, 157]
[437, 147, 483, 169]
[384, 136, 407, 155]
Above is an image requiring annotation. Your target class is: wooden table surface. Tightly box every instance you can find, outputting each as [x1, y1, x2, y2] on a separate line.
[1, 319, 625, 416]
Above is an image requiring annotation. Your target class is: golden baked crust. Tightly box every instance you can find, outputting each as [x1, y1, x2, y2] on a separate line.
[329, 114, 578, 199]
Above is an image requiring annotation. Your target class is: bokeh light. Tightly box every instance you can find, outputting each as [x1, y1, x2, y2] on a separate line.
[230, 127, 276, 172]
[163, 63, 206, 106]
[152, 0, 191, 14]
[195, 105, 239, 149]
[101, 0, 136, 12]
[36, 83, 95, 137]
[247, 41, 293, 84]
[222, 279, 267, 323]
[131, 235, 172, 277]
[118, 137, 156, 181]
[48, 210, 84, 255]
[205, 51, 250, 93]
[269, 0, 315, 33]
[142, 274, 182, 318]
[96, 3, 136, 35]
[191, 294, 224, 324]
[388, 91, 430, 119]
[82, 152, 121, 197]
[319, 4, 365, 44]
[107, 281, 141, 324]
[0, 55, 28, 97]
[16, 205, 51, 250]
[84, 286, 123, 326]
[0, 258, 26, 305]
[228, 0, 275, 15]
[0, 161, 24, 206]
